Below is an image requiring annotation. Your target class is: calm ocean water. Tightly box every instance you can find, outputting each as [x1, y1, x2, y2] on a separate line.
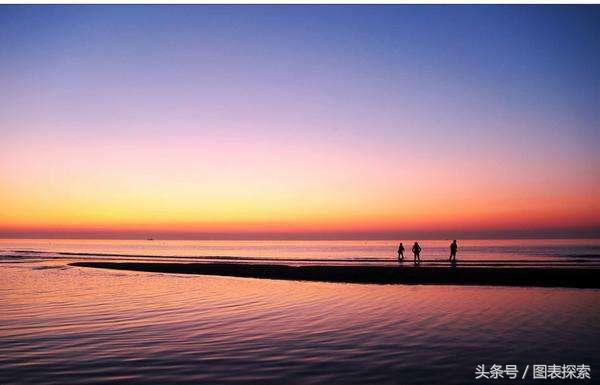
[1, 239, 600, 384]
[2, 238, 600, 265]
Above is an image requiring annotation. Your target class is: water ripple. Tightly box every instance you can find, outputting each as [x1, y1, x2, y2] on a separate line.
[1, 257, 599, 385]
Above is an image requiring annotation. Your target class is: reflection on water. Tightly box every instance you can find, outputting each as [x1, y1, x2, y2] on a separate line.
[1, 255, 599, 385]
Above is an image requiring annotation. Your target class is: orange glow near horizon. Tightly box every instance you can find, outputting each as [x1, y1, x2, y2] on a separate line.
[1, 132, 598, 238]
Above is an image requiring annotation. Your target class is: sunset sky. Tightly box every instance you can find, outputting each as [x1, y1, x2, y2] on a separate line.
[1, 6, 599, 239]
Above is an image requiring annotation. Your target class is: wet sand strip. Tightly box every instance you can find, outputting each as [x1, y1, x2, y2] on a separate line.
[70, 262, 600, 289]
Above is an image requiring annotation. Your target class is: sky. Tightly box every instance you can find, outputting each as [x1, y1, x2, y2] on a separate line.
[1, 5, 599, 239]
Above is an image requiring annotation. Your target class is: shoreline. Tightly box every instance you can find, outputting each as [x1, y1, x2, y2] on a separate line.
[70, 262, 600, 289]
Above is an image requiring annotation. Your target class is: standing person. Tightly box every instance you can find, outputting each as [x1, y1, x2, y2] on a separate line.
[397, 242, 405, 262]
[449, 240, 458, 263]
[412, 242, 421, 264]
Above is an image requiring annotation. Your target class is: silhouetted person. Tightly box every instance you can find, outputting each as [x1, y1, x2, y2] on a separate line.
[397, 242, 405, 262]
[449, 240, 458, 263]
[412, 242, 421, 264]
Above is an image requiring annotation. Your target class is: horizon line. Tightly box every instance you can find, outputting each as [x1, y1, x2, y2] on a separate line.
[1, 228, 599, 241]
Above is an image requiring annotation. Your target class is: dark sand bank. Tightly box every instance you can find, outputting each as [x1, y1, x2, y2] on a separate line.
[70, 262, 600, 289]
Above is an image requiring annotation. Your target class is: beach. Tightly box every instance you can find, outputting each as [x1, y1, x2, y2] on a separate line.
[2, 249, 599, 385]
[2, 238, 600, 384]
[71, 261, 600, 288]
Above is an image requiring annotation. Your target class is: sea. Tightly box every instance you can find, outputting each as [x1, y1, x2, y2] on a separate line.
[1, 238, 599, 384]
